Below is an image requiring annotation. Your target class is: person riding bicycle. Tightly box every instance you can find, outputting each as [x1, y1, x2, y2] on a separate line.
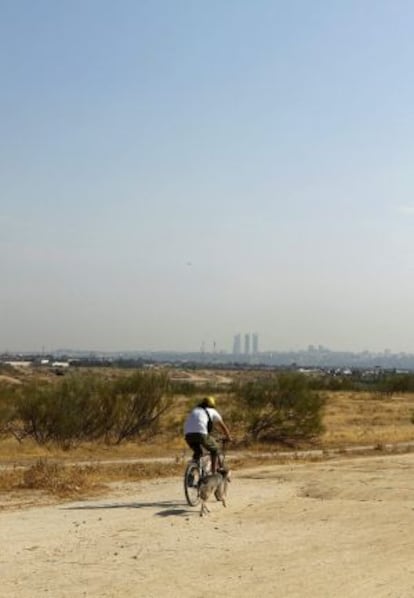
[184, 396, 232, 474]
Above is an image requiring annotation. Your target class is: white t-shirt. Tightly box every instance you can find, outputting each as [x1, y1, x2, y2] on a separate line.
[184, 406, 223, 435]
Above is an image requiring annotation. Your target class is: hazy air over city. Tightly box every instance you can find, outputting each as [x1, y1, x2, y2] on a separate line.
[2, 1, 414, 355]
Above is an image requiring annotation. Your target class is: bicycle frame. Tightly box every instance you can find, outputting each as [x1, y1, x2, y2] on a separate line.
[183, 438, 229, 507]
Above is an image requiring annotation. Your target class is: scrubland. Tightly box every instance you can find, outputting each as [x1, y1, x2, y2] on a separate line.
[1, 365, 414, 505]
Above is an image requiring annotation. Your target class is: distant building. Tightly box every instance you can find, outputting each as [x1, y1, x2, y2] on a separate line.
[252, 333, 259, 355]
[244, 333, 251, 355]
[4, 361, 32, 368]
[233, 333, 241, 355]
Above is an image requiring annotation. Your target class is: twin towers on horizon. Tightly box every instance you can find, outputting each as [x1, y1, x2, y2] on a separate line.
[199, 332, 260, 355]
[232, 332, 259, 356]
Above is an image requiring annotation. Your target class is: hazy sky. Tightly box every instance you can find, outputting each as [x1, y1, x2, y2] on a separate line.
[2, 1, 414, 354]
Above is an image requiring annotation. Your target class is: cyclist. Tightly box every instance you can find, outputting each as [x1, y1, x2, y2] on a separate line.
[184, 396, 232, 474]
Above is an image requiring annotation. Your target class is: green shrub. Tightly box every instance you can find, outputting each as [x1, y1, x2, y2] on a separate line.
[379, 374, 414, 396]
[13, 374, 109, 448]
[234, 372, 325, 444]
[106, 371, 171, 444]
[11, 371, 172, 447]
[0, 382, 21, 439]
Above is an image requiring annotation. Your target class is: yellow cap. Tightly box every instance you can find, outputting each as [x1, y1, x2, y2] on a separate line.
[204, 396, 216, 408]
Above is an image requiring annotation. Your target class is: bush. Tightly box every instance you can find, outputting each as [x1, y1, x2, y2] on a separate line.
[21, 459, 92, 496]
[13, 374, 109, 448]
[378, 374, 414, 396]
[0, 382, 21, 439]
[106, 371, 171, 444]
[10, 370, 172, 447]
[234, 372, 325, 444]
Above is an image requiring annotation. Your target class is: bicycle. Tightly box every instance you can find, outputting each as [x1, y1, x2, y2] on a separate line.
[183, 438, 229, 507]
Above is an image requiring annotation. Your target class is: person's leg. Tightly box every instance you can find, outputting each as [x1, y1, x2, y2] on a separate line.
[185, 433, 203, 461]
[200, 435, 219, 473]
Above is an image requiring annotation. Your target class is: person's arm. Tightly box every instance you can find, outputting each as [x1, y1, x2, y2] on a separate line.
[216, 419, 232, 441]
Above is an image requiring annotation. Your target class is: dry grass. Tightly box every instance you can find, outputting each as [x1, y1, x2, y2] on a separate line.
[321, 391, 414, 447]
[0, 460, 103, 498]
[0, 459, 186, 503]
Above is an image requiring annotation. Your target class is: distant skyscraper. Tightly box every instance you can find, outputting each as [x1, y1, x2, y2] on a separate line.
[252, 333, 259, 354]
[233, 333, 241, 354]
[244, 333, 251, 355]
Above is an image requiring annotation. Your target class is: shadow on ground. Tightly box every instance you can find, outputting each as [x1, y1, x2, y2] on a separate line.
[62, 500, 195, 517]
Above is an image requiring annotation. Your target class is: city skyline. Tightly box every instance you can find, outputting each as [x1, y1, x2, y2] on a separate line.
[4, 340, 414, 372]
[0, 337, 405, 358]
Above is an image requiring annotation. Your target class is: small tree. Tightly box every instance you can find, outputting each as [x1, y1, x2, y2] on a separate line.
[235, 372, 325, 444]
[9, 370, 172, 447]
[13, 374, 109, 448]
[106, 371, 172, 444]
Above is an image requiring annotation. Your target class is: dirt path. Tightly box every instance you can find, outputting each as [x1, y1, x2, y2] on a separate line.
[2, 452, 414, 597]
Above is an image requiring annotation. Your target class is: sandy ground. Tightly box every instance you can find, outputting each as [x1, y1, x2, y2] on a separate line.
[2, 452, 414, 598]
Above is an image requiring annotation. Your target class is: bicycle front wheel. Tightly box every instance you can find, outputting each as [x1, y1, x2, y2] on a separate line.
[184, 462, 201, 506]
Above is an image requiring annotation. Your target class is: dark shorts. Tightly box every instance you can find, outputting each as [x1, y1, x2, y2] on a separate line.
[185, 433, 219, 460]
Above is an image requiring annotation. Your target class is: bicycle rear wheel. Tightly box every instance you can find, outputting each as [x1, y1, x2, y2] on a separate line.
[184, 462, 201, 506]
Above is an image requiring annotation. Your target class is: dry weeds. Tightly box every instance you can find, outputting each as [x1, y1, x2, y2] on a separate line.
[321, 391, 414, 447]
